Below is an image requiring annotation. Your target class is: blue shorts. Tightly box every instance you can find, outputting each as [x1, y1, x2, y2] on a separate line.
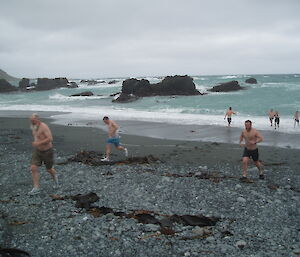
[107, 137, 120, 147]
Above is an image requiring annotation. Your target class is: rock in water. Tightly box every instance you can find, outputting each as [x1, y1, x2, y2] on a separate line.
[113, 75, 202, 102]
[70, 91, 94, 97]
[36, 77, 69, 91]
[19, 78, 30, 90]
[245, 78, 257, 84]
[209, 80, 244, 92]
[0, 79, 18, 93]
[112, 93, 139, 103]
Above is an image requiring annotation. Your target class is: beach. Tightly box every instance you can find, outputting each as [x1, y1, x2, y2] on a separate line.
[0, 114, 299, 257]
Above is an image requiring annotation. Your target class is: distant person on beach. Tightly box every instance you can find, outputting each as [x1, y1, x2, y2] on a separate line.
[268, 109, 275, 126]
[29, 113, 58, 195]
[224, 107, 236, 127]
[101, 116, 128, 161]
[239, 120, 264, 181]
[274, 111, 280, 130]
[294, 110, 299, 128]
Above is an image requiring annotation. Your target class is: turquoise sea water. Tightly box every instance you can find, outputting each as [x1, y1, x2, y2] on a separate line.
[0, 74, 299, 134]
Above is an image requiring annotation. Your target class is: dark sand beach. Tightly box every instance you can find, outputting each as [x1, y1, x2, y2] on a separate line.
[0, 114, 299, 257]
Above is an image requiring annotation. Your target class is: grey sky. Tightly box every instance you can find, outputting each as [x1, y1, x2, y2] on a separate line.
[1, 0, 300, 78]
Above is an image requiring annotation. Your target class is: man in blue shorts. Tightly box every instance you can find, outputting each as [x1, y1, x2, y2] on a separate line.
[101, 116, 128, 161]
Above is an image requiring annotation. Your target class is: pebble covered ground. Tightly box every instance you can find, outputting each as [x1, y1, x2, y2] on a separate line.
[0, 124, 299, 257]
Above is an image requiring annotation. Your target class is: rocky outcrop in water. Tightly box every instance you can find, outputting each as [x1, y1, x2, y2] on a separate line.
[208, 80, 244, 92]
[245, 78, 257, 84]
[113, 75, 201, 103]
[0, 79, 18, 93]
[35, 77, 70, 91]
[70, 91, 94, 97]
[18, 78, 30, 90]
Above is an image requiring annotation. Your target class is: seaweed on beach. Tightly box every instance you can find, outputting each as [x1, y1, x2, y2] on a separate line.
[0, 248, 30, 257]
[62, 150, 160, 166]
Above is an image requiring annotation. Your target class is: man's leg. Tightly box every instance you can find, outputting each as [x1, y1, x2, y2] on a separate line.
[47, 168, 58, 183]
[254, 161, 264, 176]
[242, 157, 249, 177]
[31, 165, 40, 188]
[106, 144, 111, 160]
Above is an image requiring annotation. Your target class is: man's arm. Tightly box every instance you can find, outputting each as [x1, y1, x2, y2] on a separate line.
[109, 121, 119, 137]
[255, 131, 263, 144]
[224, 111, 228, 119]
[239, 131, 244, 145]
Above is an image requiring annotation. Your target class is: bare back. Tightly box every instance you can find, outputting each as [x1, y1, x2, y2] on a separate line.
[32, 122, 53, 151]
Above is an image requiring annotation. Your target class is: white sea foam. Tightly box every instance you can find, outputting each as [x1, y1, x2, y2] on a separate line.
[221, 75, 238, 79]
[0, 104, 298, 135]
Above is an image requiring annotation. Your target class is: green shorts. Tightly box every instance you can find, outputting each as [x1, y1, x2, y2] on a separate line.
[31, 148, 54, 169]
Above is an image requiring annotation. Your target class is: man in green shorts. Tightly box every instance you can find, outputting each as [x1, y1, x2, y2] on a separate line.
[29, 113, 58, 195]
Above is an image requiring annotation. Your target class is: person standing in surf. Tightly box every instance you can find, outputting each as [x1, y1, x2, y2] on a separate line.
[239, 120, 264, 181]
[294, 110, 299, 128]
[101, 116, 128, 161]
[274, 111, 280, 130]
[268, 109, 275, 127]
[224, 107, 236, 127]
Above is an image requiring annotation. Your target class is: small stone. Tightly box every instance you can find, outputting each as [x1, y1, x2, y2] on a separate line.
[206, 236, 215, 242]
[237, 197, 246, 203]
[235, 184, 242, 189]
[184, 252, 191, 257]
[235, 240, 247, 249]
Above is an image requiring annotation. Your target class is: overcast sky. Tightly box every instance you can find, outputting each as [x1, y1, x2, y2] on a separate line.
[1, 0, 300, 78]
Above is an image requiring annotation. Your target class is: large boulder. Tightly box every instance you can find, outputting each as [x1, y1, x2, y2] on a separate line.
[19, 78, 30, 90]
[113, 93, 139, 103]
[209, 80, 244, 92]
[245, 78, 257, 84]
[67, 82, 78, 88]
[152, 75, 201, 96]
[119, 75, 201, 100]
[36, 77, 69, 91]
[0, 79, 18, 93]
[70, 91, 94, 97]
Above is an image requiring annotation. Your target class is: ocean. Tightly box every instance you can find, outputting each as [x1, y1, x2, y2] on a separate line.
[0, 74, 299, 148]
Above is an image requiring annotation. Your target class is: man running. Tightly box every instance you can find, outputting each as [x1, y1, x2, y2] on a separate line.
[239, 120, 264, 181]
[268, 109, 275, 126]
[274, 111, 280, 130]
[29, 113, 58, 195]
[224, 107, 236, 127]
[294, 110, 299, 128]
[101, 116, 128, 161]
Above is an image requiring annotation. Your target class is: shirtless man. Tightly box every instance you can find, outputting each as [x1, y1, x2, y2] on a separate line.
[268, 109, 275, 126]
[239, 120, 264, 181]
[224, 107, 236, 127]
[294, 110, 299, 128]
[101, 116, 128, 161]
[29, 113, 58, 195]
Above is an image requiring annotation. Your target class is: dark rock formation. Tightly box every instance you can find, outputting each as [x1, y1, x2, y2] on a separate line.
[71, 192, 100, 209]
[245, 78, 257, 84]
[35, 77, 69, 91]
[70, 91, 94, 97]
[67, 82, 78, 88]
[108, 80, 118, 84]
[19, 78, 30, 90]
[0, 79, 18, 93]
[209, 80, 244, 92]
[113, 75, 201, 103]
[112, 93, 139, 103]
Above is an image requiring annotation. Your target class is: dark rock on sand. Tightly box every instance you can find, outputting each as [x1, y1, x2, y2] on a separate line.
[114, 75, 202, 102]
[71, 192, 100, 209]
[36, 77, 69, 91]
[209, 80, 244, 92]
[18, 78, 30, 90]
[70, 91, 94, 97]
[245, 77, 257, 84]
[0, 79, 18, 93]
[112, 93, 139, 103]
